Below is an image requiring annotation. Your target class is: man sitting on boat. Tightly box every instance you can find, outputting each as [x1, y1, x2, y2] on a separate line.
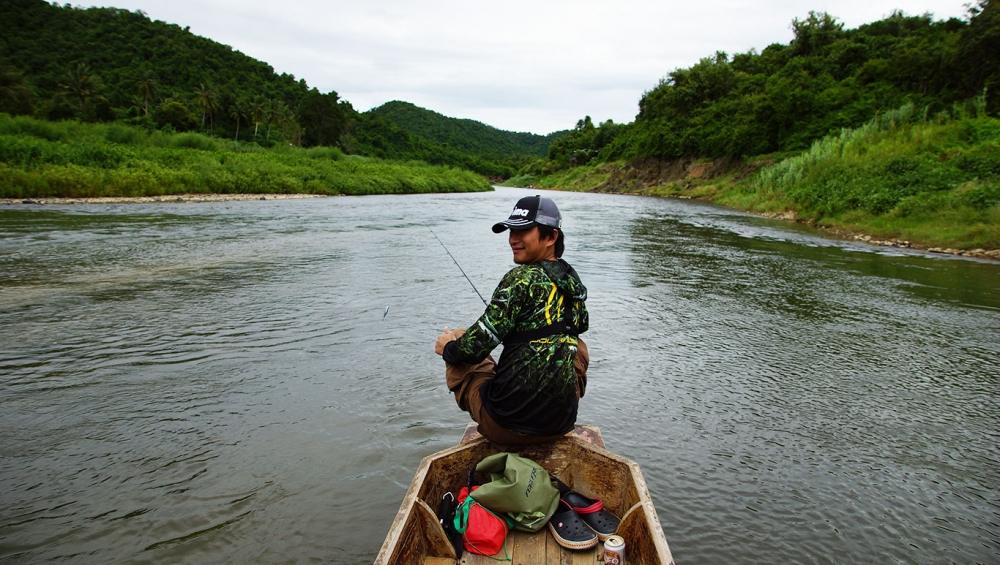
[434, 195, 589, 445]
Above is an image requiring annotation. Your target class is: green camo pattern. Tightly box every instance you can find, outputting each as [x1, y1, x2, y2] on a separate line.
[453, 260, 588, 411]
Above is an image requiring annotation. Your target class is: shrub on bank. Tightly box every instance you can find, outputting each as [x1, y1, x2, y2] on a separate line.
[0, 114, 491, 197]
[733, 106, 1000, 248]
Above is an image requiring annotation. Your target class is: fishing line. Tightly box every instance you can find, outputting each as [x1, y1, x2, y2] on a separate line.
[428, 227, 488, 306]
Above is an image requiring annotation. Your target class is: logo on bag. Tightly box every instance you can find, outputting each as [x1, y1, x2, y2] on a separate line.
[524, 467, 537, 497]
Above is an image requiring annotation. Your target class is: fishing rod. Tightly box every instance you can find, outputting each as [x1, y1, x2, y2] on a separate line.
[428, 227, 488, 306]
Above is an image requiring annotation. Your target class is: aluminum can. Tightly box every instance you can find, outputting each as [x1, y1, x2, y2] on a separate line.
[603, 535, 626, 565]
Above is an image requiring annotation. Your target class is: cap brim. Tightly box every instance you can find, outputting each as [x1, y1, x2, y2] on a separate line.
[492, 219, 535, 233]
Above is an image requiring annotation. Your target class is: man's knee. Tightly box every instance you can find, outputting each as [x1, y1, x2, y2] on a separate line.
[444, 357, 495, 414]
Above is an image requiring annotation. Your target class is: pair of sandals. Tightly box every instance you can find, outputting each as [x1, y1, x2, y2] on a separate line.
[547, 478, 621, 550]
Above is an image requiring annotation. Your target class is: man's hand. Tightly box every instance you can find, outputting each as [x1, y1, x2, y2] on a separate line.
[434, 327, 466, 356]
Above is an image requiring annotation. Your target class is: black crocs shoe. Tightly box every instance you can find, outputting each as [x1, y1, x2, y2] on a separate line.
[552, 477, 621, 541]
[547, 500, 598, 550]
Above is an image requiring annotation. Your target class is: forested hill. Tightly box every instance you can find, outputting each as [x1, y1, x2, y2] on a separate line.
[368, 101, 557, 158]
[0, 0, 552, 177]
[347, 101, 564, 178]
[514, 4, 999, 253]
[540, 5, 998, 169]
[0, 0, 350, 147]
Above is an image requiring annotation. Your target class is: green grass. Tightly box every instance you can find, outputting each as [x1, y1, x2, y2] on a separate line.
[722, 106, 999, 249]
[501, 161, 614, 191]
[527, 107, 999, 251]
[0, 114, 492, 198]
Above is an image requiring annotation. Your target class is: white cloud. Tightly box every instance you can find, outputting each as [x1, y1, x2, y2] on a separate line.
[74, 0, 970, 134]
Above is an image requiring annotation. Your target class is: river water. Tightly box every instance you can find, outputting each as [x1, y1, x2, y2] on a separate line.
[1, 188, 998, 563]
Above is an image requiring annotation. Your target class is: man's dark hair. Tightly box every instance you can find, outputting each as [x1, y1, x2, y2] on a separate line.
[538, 225, 564, 258]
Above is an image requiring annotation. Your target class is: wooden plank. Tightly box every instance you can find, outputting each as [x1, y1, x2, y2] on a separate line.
[459, 552, 492, 565]
[460, 423, 480, 445]
[458, 424, 605, 449]
[413, 499, 457, 559]
[510, 530, 546, 565]
[423, 558, 457, 565]
[571, 546, 599, 565]
[545, 528, 575, 565]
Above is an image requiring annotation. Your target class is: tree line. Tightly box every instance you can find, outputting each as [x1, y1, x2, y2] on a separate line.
[535, 2, 998, 172]
[0, 0, 351, 148]
[349, 101, 563, 177]
[0, 0, 561, 178]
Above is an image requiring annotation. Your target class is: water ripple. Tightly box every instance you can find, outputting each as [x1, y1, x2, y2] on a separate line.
[1, 192, 999, 563]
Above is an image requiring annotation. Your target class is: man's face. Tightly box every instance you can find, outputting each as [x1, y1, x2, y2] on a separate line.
[508, 226, 556, 264]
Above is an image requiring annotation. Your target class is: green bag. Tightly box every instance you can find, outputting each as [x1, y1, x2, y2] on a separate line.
[470, 452, 560, 533]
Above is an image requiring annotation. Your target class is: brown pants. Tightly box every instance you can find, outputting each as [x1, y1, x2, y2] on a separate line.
[445, 339, 589, 446]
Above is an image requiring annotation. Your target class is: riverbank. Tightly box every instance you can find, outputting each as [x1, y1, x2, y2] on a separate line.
[1, 193, 328, 205]
[512, 162, 1000, 261]
[507, 113, 1000, 260]
[0, 115, 492, 198]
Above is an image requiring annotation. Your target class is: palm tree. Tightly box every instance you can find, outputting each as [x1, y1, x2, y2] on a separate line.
[249, 96, 267, 138]
[268, 100, 300, 144]
[194, 83, 218, 131]
[136, 78, 155, 117]
[229, 99, 246, 141]
[265, 99, 288, 141]
[59, 62, 103, 117]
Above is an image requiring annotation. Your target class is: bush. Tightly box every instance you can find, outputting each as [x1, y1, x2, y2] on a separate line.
[0, 114, 67, 141]
[303, 146, 343, 160]
[0, 113, 492, 197]
[104, 123, 146, 145]
[170, 132, 223, 151]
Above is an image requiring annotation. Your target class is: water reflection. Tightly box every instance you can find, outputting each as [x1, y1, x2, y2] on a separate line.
[620, 208, 1000, 563]
[1, 192, 998, 563]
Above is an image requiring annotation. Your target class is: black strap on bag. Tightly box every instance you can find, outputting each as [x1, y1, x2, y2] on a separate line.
[437, 492, 464, 558]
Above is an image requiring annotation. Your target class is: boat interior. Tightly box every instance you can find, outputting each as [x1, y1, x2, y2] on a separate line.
[376, 425, 674, 565]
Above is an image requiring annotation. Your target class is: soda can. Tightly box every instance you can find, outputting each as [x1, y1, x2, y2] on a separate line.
[603, 535, 626, 565]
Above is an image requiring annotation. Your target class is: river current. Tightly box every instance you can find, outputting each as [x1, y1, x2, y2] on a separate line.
[1, 188, 998, 563]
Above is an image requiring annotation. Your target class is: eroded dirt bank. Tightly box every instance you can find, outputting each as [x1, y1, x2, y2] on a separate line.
[580, 158, 999, 261]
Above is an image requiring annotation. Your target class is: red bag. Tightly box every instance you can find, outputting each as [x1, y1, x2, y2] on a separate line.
[454, 486, 509, 558]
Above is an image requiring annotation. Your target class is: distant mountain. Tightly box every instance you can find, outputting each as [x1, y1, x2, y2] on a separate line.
[367, 101, 559, 157]
[0, 0, 565, 177]
[0, 0, 350, 146]
[348, 101, 565, 177]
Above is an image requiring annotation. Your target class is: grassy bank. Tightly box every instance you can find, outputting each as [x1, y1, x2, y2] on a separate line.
[0, 115, 492, 198]
[512, 109, 1000, 251]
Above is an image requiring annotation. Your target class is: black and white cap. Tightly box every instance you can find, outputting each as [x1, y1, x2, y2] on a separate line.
[492, 195, 562, 233]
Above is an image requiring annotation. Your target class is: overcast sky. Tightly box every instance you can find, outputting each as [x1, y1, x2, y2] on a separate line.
[76, 0, 970, 134]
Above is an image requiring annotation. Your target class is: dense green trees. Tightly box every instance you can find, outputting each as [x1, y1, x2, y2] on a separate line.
[300, 90, 347, 147]
[349, 101, 563, 177]
[536, 4, 998, 170]
[546, 116, 625, 166]
[0, 63, 33, 115]
[0, 0, 557, 176]
[0, 0, 350, 147]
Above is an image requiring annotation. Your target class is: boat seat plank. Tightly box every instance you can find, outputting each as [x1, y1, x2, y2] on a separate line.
[423, 558, 457, 565]
[454, 529, 599, 564]
[460, 423, 605, 449]
[545, 528, 574, 565]
[511, 530, 545, 564]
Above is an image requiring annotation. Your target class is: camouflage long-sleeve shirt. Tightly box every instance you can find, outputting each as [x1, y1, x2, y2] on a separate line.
[443, 259, 588, 435]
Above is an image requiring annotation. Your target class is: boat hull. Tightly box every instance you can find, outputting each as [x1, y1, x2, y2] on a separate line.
[376, 425, 674, 564]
